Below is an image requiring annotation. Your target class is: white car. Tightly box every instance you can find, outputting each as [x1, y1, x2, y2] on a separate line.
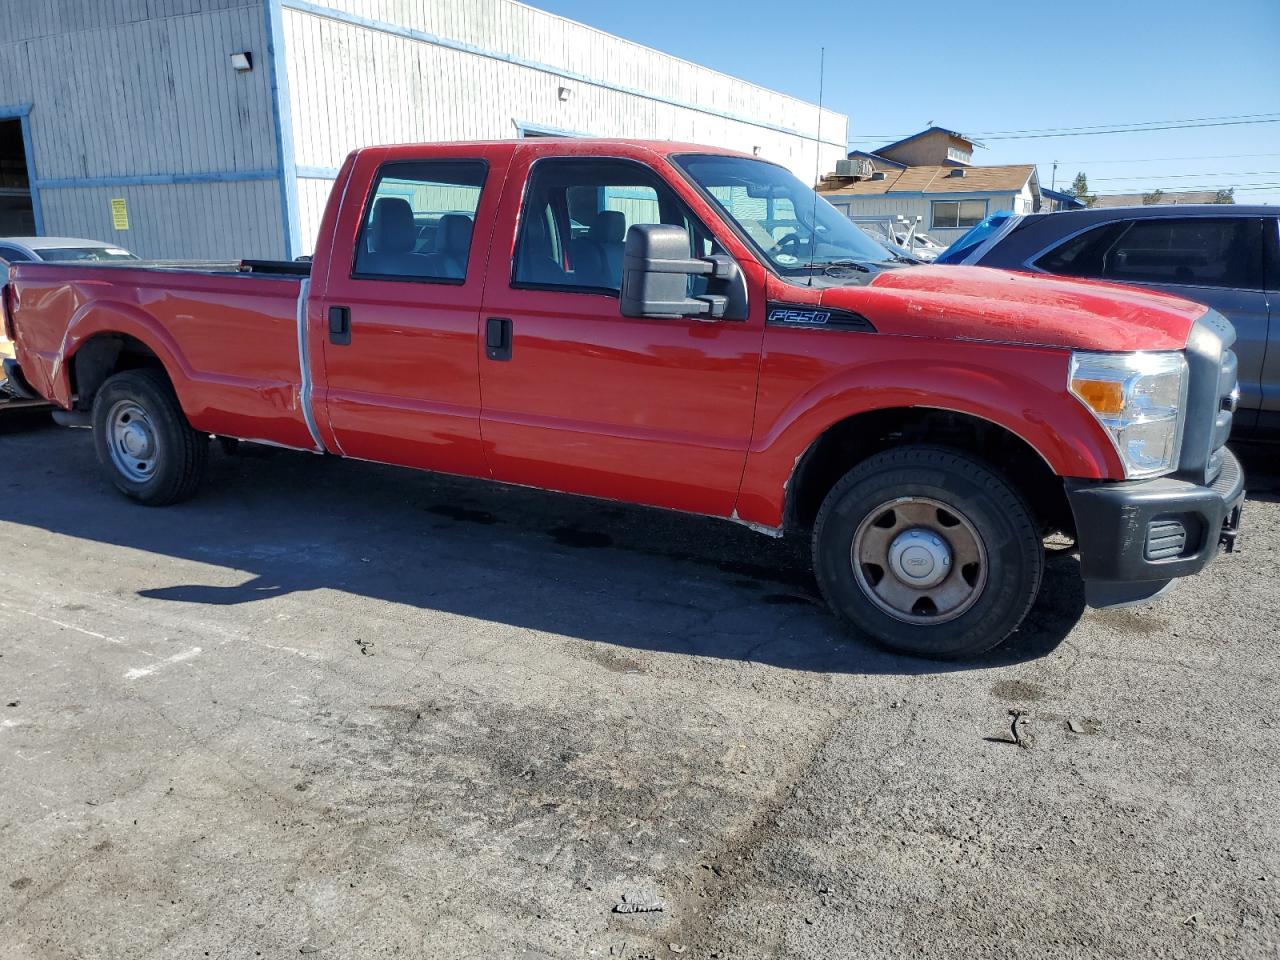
[1, 237, 139, 362]
[0, 235, 138, 272]
[894, 231, 948, 262]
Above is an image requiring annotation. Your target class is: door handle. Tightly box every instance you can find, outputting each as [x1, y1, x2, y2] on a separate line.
[329, 306, 351, 345]
[485, 317, 512, 361]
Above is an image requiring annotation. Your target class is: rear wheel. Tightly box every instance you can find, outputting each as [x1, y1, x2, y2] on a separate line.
[812, 445, 1043, 659]
[91, 369, 207, 505]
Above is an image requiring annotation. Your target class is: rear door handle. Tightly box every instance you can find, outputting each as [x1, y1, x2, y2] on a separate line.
[485, 317, 512, 361]
[329, 306, 351, 346]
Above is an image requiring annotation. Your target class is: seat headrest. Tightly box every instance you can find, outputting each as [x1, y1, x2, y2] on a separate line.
[370, 197, 416, 254]
[435, 214, 474, 258]
[589, 210, 626, 245]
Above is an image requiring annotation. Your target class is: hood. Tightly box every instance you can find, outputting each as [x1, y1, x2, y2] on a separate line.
[829, 265, 1206, 352]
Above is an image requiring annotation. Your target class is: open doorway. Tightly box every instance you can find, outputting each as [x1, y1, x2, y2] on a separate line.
[0, 117, 35, 235]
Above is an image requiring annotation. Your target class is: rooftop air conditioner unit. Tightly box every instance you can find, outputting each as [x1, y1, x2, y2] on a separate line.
[948, 168, 966, 177]
[834, 157, 873, 178]
[870, 171, 886, 181]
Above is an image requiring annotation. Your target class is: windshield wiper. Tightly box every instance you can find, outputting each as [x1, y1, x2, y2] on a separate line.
[820, 259, 873, 278]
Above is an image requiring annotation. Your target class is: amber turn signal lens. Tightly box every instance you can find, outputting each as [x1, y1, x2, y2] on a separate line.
[1071, 378, 1125, 416]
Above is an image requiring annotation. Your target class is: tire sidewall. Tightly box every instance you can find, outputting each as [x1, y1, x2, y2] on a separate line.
[91, 371, 191, 503]
[813, 449, 1042, 659]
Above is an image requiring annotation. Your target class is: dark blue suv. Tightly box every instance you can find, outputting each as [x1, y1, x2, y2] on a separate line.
[939, 206, 1279, 436]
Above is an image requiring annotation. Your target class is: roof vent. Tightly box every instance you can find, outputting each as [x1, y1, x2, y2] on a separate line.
[948, 168, 966, 177]
[870, 171, 886, 181]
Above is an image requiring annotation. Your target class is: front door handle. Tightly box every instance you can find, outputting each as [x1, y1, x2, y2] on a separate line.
[485, 317, 512, 361]
[329, 306, 351, 345]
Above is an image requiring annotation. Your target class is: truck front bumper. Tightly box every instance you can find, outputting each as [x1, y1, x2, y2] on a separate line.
[1065, 447, 1245, 608]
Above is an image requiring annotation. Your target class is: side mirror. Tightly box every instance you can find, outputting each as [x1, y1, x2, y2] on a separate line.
[619, 224, 744, 321]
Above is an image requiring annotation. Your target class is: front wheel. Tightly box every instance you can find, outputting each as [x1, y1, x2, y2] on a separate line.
[812, 446, 1044, 660]
[91, 368, 208, 505]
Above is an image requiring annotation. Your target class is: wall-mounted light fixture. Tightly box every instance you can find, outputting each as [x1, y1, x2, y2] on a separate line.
[230, 52, 253, 72]
[752, 146, 762, 156]
[557, 85, 571, 102]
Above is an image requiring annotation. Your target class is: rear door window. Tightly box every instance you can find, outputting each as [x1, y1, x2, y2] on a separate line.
[1038, 217, 1264, 291]
[1264, 218, 1280, 292]
[354, 160, 487, 283]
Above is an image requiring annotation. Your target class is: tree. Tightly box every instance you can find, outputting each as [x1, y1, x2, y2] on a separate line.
[1142, 189, 1165, 205]
[1212, 189, 1235, 204]
[1064, 172, 1096, 207]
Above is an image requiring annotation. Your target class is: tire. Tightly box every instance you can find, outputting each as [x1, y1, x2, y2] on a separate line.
[91, 368, 208, 505]
[812, 445, 1043, 660]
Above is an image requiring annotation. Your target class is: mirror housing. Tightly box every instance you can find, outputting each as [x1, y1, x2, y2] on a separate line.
[619, 224, 745, 321]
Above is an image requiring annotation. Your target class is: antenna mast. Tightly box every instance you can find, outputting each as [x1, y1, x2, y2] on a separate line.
[807, 47, 826, 286]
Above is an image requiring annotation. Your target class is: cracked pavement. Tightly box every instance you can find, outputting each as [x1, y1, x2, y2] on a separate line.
[1, 418, 1278, 959]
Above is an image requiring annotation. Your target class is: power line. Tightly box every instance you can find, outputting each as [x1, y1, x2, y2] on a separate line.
[973, 111, 1280, 137]
[1081, 169, 1280, 182]
[982, 117, 1280, 140]
[1091, 183, 1280, 195]
[1052, 152, 1280, 165]
[848, 112, 1280, 144]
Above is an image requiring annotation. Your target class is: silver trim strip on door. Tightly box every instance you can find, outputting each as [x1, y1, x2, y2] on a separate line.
[295, 277, 328, 453]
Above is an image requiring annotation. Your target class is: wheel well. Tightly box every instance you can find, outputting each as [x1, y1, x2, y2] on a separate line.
[785, 408, 1073, 538]
[70, 334, 168, 411]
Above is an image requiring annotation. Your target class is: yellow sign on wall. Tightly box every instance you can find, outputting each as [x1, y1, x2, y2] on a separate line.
[110, 198, 129, 231]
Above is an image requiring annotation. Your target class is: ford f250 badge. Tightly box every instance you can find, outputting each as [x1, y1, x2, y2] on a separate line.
[769, 308, 831, 325]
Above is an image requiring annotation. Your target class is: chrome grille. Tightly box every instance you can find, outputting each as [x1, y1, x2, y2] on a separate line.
[1206, 348, 1237, 483]
[1180, 311, 1237, 485]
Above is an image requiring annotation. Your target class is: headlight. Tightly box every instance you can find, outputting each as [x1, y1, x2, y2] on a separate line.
[1070, 351, 1188, 479]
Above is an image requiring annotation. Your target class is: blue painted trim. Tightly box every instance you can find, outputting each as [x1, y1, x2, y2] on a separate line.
[514, 119, 591, 139]
[265, 0, 301, 259]
[821, 189, 1021, 201]
[296, 164, 342, 180]
[35, 169, 279, 189]
[0, 103, 44, 235]
[281, 0, 846, 150]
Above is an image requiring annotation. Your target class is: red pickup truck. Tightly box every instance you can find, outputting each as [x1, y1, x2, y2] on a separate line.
[1, 139, 1245, 659]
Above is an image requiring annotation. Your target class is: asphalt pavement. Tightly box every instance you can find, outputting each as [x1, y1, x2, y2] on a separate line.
[1, 416, 1277, 959]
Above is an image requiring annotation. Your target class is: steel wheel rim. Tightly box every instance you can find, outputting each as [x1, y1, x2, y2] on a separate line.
[851, 496, 988, 625]
[107, 399, 159, 484]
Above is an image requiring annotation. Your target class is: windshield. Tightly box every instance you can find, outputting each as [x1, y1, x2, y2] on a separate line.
[933, 210, 1016, 265]
[674, 155, 894, 275]
[36, 246, 138, 263]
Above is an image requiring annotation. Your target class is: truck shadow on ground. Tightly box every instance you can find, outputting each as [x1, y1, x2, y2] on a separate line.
[10, 423, 1230, 676]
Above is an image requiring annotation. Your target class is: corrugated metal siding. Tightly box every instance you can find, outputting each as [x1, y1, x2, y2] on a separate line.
[0, 0, 280, 258]
[296, 177, 335, 256]
[0, 0, 254, 43]
[39, 180, 283, 259]
[287, 0, 845, 147]
[282, 0, 848, 250]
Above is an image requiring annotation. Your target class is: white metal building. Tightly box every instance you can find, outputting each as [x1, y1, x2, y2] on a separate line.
[0, 0, 848, 260]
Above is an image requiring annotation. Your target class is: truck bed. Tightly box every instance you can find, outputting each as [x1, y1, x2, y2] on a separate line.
[7, 260, 318, 450]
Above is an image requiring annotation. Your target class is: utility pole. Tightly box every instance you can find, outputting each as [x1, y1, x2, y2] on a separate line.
[1051, 161, 1058, 191]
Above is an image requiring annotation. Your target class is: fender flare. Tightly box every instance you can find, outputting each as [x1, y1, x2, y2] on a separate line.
[54, 301, 192, 409]
[737, 357, 1125, 529]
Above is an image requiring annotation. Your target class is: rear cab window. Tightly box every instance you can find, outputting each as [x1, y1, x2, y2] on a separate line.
[354, 160, 487, 283]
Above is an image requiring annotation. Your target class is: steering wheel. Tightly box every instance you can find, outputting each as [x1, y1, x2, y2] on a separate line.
[773, 233, 806, 258]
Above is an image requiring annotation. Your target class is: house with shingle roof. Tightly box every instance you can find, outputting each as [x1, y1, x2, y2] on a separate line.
[1091, 190, 1223, 208]
[818, 161, 1042, 246]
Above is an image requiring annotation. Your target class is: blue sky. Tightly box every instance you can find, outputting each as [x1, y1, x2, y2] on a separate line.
[532, 0, 1280, 204]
